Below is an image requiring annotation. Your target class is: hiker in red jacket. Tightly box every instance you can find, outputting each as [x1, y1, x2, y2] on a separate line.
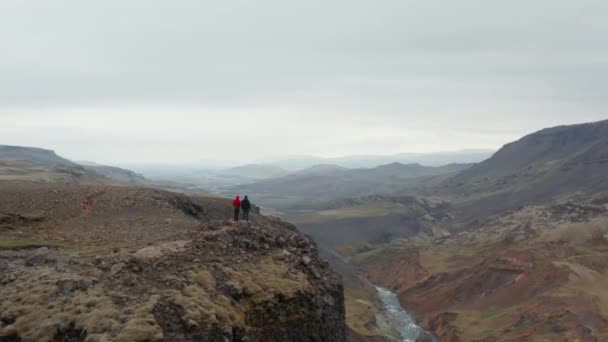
[233, 195, 241, 221]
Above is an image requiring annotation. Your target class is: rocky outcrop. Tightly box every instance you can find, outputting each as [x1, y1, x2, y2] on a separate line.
[0, 184, 346, 342]
[1, 221, 345, 342]
[422, 313, 460, 342]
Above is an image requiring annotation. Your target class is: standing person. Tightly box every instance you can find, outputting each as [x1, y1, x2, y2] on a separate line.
[241, 195, 251, 221]
[232, 195, 241, 221]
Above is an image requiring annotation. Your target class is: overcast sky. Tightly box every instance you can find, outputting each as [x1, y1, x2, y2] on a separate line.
[1, 0, 607, 164]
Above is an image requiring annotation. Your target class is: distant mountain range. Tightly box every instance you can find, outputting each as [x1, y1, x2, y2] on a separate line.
[253, 149, 494, 170]
[229, 162, 474, 209]
[126, 150, 494, 188]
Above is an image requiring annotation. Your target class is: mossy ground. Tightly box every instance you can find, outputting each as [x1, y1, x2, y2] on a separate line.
[344, 289, 379, 337]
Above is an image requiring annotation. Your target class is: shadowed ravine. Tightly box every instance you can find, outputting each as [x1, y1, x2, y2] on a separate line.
[375, 286, 436, 342]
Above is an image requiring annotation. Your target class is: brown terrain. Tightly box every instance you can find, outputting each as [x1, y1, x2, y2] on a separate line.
[281, 120, 608, 341]
[0, 181, 346, 341]
[354, 195, 608, 341]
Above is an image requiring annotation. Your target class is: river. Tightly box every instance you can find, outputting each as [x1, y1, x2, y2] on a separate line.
[375, 286, 437, 342]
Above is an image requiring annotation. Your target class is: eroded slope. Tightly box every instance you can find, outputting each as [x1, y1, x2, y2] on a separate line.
[352, 195, 608, 341]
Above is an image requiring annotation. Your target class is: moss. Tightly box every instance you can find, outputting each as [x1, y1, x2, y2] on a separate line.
[0, 231, 321, 341]
[0, 270, 310, 341]
[0, 270, 150, 342]
[165, 277, 244, 330]
[72, 291, 123, 335]
[190, 270, 216, 292]
[116, 296, 163, 342]
[222, 254, 310, 303]
[117, 317, 163, 342]
[344, 289, 378, 337]
[530, 334, 566, 342]
[0, 238, 68, 251]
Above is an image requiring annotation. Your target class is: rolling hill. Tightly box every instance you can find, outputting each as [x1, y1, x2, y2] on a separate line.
[0, 145, 76, 167]
[0, 145, 148, 186]
[256, 150, 494, 169]
[230, 162, 473, 209]
[440, 119, 608, 219]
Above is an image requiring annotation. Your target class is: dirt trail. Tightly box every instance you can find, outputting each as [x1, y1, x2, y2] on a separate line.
[80, 188, 108, 217]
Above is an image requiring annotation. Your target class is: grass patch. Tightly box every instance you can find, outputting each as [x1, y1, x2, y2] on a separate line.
[550, 272, 608, 317]
[116, 296, 163, 342]
[0, 238, 69, 251]
[344, 289, 379, 337]
[350, 239, 427, 268]
[190, 270, 216, 292]
[222, 253, 310, 303]
[0, 234, 134, 257]
[419, 244, 482, 274]
[288, 203, 410, 225]
[530, 334, 567, 342]
[336, 241, 375, 257]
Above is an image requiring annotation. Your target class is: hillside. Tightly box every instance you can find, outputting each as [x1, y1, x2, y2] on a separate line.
[352, 193, 608, 341]
[290, 195, 452, 248]
[0, 145, 148, 186]
[327, 150, 494, 168]
[0, 145, 76, 166]
[0, 182, 346, 341]
[83, 164, 149, 186]
[442, 119, 608, 218]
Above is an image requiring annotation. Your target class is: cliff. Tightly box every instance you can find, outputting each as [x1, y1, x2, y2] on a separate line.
[0, 182, 346, 341]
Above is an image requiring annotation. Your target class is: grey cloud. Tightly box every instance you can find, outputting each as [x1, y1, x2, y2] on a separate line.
[2, 0, 607, 105]
[0, 0, 606, 162]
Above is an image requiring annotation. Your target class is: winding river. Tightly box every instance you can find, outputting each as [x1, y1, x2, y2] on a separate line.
[375, 286, 436, 342]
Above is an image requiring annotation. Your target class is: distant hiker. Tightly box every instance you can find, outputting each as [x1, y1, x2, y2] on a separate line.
[241, 195, 251, 221]
[233, 195, 241, 221]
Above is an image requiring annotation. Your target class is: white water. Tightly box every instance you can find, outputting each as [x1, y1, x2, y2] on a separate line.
[375, 286, 436, 342]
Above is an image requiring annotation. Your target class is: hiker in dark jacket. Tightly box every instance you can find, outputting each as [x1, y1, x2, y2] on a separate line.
[241, 195, 252, 221]
[233, 195, 241, 221]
